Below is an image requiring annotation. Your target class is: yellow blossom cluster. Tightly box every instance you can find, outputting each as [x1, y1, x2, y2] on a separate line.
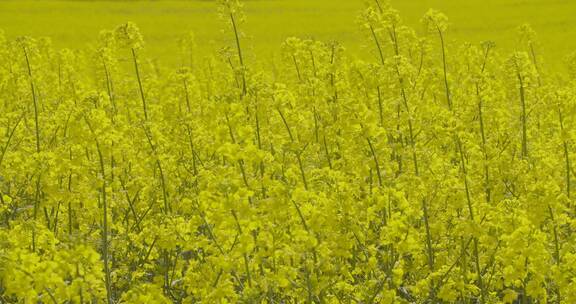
[0, 1, 575, 303]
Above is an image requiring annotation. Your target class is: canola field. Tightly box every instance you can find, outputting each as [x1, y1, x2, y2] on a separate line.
[1, 0, 576, 303]
[1, 0, 576, 68]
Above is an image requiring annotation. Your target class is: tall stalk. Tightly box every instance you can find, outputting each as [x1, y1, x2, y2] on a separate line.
[476, 43, 493, 202]
[85, 117, 113, 304]
[512, 57, 529, 158]
[102, 58, 117, 119]
[143, 127, 171, 214]
[557, 104, 571, 198]
[436, 26, 452, 110]
[369, 25, 385, 65]
[456, 138, 485, 303]
[23, 44, 42, 252]
[519, 75, 528, 158]
[132, 48, 148, 121]
[254, 102, 267, 195]
[277, 107, 308, 190]
[0, 113, 24, 168]
[228, 10, 247, 96]
[23, 45, 41, 154]
[182, 78, 199, 177]
[366, 137, 383, 187]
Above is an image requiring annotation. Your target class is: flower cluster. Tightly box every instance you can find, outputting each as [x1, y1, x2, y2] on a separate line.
[0, 1, 575, 303]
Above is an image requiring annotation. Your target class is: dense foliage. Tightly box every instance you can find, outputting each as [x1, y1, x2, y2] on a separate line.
[1, 0, 576, 303]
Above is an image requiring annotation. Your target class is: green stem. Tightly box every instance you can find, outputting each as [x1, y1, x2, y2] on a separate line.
[85, 117, 113, 304]
[366, 137, 383, 187]
[0, 113, 24, 168]
[132, 48, 148, 121]
[23, 46, 41, 154]
[437, 27, 452, 110]
[229, 12, 247, 96]
[370, 25, 385, 65]
[456, 137, 485, 303]
[558, 106, 571, 198]
[517, 70, 528, 158]
[102, 58, 116, 119]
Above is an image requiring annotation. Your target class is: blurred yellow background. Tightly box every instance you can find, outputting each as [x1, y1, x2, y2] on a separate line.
[1, 0, 574, 70]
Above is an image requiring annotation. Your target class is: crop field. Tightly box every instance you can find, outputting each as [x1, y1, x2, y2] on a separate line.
[1, 0, 576, 68]
[1, 0, 576, 303]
